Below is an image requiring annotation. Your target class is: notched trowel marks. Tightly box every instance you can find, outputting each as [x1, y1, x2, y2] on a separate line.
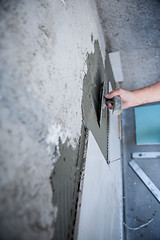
[81, 40, 109, 162]
[82, 40, 106, 127]
[50, 125, 88, 240]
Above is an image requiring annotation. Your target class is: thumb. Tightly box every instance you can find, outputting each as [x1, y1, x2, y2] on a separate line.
[105, 89, 121, 99]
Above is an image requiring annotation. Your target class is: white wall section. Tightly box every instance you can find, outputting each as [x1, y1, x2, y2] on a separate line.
[78, 113, 122, 240]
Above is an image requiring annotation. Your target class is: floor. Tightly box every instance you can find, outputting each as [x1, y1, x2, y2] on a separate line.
[122, 106, 160, 240]
[95, 0, 160, 239]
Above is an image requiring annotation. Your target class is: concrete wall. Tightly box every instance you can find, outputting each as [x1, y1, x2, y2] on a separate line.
[0, 1, 105, 240]
[96, 0, 160, 90]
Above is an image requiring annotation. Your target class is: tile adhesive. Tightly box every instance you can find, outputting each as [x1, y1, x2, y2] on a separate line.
[82, 41, 122, 164]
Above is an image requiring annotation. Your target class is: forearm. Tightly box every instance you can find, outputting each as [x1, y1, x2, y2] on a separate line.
[105, 81, 160, 110]
[132, 81, 160, 106]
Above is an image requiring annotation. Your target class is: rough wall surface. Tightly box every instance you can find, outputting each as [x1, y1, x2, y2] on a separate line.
[0, 1, 105, 240]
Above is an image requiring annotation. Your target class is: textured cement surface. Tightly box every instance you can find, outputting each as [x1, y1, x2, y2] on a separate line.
[50, 126, 88, 240]
[0, 1, 106, 240]
[82, 41, 108, 162]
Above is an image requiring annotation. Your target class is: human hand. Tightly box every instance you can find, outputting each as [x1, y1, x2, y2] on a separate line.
[105, 88, 137, 110]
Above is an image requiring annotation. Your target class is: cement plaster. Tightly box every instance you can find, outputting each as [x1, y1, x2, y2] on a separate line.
[82, 41, 109, 162]
[0, 0, 106, 239]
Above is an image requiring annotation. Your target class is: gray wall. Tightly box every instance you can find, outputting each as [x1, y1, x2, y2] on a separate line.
[96, 0, 160, 90]
[0, 1, 105, 240]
